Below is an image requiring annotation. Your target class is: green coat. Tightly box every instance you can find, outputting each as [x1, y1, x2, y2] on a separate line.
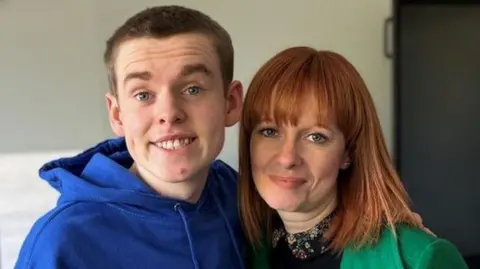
[251, 225, 468, 269]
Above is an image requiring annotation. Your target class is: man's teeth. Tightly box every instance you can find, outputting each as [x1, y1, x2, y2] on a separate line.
[157, 138, 194, 150]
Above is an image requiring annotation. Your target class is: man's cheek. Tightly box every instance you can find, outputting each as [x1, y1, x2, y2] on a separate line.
[123, 116, 148, 135]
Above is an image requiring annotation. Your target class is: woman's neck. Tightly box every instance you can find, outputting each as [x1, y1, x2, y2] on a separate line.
[277, 193, 337, 234]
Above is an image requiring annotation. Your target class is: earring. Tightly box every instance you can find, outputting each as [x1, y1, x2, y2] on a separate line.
[341, 161, 350, 170]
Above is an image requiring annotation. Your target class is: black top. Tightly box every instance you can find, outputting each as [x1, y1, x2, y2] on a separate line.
[270, 211, 341, 269]
[271, 239, 342, 269]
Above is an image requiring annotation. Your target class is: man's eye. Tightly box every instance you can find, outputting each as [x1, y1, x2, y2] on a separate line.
[135, 92, 151, 101]
[259, 128, 278, 137]
[183, 86, 202, 95]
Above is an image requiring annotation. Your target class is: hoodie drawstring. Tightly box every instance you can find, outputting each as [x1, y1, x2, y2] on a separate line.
[174, 203, 200, 269]
[211, 191, 245, 269]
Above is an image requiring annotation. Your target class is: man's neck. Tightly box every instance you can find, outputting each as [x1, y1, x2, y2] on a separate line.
[130, 163, 209, 204]
[278, 193, 337, 234]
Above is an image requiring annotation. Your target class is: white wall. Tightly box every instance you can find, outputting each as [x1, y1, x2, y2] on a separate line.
[0, 1, 393, 268]
[0, 0, 112, 153]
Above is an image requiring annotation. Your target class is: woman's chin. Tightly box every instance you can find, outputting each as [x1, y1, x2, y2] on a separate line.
[263, 196, 303, 213]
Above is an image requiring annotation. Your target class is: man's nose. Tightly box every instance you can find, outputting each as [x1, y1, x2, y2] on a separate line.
[155, 92, 186, 125]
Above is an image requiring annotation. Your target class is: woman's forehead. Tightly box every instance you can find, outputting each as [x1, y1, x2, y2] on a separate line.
[256, 106, 336, 128]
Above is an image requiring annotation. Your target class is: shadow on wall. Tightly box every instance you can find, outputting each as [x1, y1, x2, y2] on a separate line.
[466, 255, 480, 269]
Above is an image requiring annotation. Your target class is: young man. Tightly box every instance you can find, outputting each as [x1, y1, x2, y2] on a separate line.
[15, 6, 245, 269]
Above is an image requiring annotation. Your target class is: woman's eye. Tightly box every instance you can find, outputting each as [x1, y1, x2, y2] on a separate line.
[307, 133, 326, 143]
[260, 128, 278, 137]
[135, 92, 151, 101]
[184, 86, 201, 95]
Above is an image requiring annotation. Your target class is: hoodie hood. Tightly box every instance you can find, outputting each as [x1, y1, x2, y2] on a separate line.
[39, 137, 213, 214]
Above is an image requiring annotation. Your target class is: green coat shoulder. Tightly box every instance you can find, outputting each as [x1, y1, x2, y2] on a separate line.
[341, 225, 468, 269]
[249, 225, 468, 269]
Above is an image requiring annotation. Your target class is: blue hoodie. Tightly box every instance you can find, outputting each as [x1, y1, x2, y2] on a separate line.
[15, 138, 246, 269]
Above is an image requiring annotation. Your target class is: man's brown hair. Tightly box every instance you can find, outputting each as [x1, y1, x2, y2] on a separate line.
[103, 5, 234, 96]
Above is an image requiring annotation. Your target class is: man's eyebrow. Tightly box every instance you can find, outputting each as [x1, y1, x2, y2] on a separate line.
[123, 71, 152, 86]
[180, 63, 212, 78]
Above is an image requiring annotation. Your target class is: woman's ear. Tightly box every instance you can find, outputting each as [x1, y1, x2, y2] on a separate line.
[340, 155, 351, 170]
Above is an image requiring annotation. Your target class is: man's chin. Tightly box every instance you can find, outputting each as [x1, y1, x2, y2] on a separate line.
[148, 165, 198, 183]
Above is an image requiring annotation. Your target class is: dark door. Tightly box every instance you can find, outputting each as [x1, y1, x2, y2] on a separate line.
[395, 0, 480, 260]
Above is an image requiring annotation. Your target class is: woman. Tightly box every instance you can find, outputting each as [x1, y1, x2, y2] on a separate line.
[238, 47, 467, 268]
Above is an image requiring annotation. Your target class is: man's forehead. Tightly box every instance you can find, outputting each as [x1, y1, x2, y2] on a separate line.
[114, 37, 219, 79]
[120, 63, 215, 88]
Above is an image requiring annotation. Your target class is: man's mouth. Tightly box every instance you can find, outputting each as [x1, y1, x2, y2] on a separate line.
[154, 137, 197, 150]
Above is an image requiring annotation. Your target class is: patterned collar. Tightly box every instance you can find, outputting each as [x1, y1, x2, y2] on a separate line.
[272, 210, 336, 260]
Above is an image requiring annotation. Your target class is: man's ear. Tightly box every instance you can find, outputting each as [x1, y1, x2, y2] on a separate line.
[105, 92, 125, 136]
[224, 80, 244, 127]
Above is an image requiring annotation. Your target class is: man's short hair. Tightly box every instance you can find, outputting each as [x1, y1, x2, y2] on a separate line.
[104, 5, 234, 96]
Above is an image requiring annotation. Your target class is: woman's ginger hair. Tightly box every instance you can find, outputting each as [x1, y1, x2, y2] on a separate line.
[238, 47, 421, 251]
